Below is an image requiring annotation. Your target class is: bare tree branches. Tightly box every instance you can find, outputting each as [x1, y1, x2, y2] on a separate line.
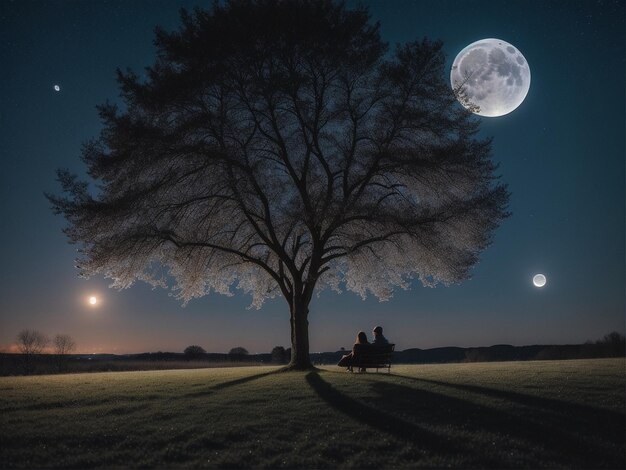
[53, 334, 77, 373]
[17, 329, 49, 374]
[53, 334, 76, 356]
[17, 329, 49, 355]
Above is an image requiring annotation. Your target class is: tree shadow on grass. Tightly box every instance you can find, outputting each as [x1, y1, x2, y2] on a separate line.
[394, 374, 625, 427]
[390, 373, 625, 453]
[305, 372, 496, 467]
[179, 370, 278, 399]
[374, 379, 624, 468]
[308, 371, 625, 468]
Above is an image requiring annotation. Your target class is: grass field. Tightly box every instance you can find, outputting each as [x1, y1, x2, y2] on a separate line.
[1, 358, 624, 468]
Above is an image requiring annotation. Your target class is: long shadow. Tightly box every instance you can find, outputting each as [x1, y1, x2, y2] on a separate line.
[308, 371, 625, 468]
[179, 370, 278, 399]
[372, 379, 624, 468]
[389, 372, 625, 456]
[391, 374, 625, 427]
[305, 372, 499, 467]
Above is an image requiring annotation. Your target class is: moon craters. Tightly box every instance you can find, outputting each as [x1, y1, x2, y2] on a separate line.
[450, 38, 531, 117]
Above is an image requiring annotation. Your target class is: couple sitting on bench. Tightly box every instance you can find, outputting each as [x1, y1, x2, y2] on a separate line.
[337, 326, 394, 372]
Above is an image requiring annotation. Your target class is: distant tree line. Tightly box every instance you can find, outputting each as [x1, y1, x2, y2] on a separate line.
[2, 331, 622, 376]
[184, 345, 290, 364]
[587, 331, 626, 358]
[183, 345, 292, 364]
[403, 331, 626, 365]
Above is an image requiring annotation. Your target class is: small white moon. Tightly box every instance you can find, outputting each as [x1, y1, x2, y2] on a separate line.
[53, 85, 61, 92]
[532, 274, 547, 288]
[451, 38, 530, 117]
[89, 296, 97, 305]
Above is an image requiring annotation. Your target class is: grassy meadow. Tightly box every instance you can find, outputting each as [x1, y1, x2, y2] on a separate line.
[0, 358, 624, 468]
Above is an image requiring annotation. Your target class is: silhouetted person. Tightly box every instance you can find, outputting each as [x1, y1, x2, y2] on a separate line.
[372, 326, 389, 346]
[338, 331, 370, 371]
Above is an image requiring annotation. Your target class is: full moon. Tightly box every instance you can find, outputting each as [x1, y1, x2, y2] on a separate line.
[451, 38, 530, 117]
[53, 84, 61, 92]
[89, 296, 97, 305]
[532, 274, 547, 288]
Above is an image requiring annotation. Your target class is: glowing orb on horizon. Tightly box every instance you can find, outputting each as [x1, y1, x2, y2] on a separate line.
[532, 274, 547, 288]
[451, 38, 530, 117]
[89, 296, 98, 305]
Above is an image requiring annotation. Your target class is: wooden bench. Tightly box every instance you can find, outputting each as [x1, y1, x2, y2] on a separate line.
[349, 344, 395, 373]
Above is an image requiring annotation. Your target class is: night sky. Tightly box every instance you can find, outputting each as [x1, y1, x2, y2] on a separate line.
[1, 0, 624, 354]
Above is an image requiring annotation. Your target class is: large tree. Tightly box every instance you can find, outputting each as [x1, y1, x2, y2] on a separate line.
[48, 0, 509, 370]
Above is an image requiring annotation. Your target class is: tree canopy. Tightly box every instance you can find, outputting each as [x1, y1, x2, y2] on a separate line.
[183, 345, 207, 357]
[229, 347, 249, 356]
[48, 0, 509, 369]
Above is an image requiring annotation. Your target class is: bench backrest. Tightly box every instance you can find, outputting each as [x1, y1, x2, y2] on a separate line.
[354, 344, 395, 365]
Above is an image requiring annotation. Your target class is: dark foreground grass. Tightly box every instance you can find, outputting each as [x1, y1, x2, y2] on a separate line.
[0, 358, 624, 468]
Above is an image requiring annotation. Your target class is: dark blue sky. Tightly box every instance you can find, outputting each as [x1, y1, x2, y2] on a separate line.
[1, 0, 623, 354]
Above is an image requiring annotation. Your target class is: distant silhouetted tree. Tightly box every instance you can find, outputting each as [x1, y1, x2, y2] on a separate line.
[229, 347, 249, 356]
[184, 345, 206, 359]
[53, 334, 76, 372]
[17, 329, 49, 374]
[596, 331, 625, 357]
[271, 346, 287, 364]
[53, 334, 76, 355]
[47, 0, 509, 370]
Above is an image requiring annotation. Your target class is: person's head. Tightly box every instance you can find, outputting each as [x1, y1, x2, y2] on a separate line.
[373, 326, 383, 337]
[356, 331, 368, 344]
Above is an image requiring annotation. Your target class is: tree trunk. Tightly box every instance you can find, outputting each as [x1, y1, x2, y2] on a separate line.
[286, 297, 314, 370]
